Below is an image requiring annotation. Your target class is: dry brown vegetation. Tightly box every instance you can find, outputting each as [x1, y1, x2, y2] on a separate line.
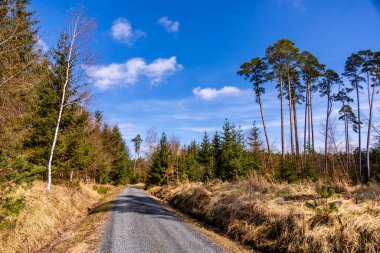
[149, 174, 380, 252]
[0, 181, 120, 253]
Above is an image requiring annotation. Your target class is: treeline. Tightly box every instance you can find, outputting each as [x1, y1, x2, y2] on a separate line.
[146, 39, 380, 185]
[0, 0, 134, 194]
[147, 120, 261, 186]
[236, 39, 379, 183]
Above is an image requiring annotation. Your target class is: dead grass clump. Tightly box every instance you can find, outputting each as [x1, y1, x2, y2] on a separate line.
[151, 177, 380, 252]
[0, 181, 105, 253]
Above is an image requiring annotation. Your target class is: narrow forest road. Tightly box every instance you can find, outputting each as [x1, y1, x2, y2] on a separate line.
[99, 186, 226, 253]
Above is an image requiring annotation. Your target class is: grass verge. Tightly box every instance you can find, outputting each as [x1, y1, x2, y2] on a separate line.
[0, 181, 122, 253]
[147, 191, 255, 253]
[39, 185, 124, 253]
[149, 174, 380, 252]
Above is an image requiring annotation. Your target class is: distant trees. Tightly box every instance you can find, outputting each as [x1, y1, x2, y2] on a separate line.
[146, 120, 261, 184]
[131, 134, 143, 173]
[235, 38, 380, 184]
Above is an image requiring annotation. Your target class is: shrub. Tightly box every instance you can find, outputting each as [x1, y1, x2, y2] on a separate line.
[1, 196, 25, 216]
[93, 185, 108, 195]
[317, 184, 334, 199]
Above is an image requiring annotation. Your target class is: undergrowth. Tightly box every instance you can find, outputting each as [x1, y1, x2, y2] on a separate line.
[150, 175, 380, 252]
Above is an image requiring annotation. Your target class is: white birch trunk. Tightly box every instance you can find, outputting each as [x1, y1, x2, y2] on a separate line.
[46, 19, 78, 192]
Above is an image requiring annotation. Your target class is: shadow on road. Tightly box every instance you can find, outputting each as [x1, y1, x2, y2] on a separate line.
[89, 187, 179, 222]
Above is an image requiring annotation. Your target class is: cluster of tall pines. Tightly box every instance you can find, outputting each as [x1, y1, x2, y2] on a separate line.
[0, 1, 134, 195]
[146, 39, 380, 185]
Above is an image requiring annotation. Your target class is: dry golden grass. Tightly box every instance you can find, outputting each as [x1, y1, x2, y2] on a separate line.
[39, 185, 124, 253]
[0, 181, 117, 253]
[149, 174, 380, 252]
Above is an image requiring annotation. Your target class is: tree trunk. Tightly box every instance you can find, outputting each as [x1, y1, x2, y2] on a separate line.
[344, 110, 349, 169]
[324, 93, 331, 175]
[366, 78, 376, 181]
[287, 73, 294, 155]
[258, 95, 271, 153]
[133, 153, 137, 173]
[280, 77, 285, 160]
[293, 98, 300, 156]
[47, 20, 77, 192]
[355, 86, 362, 181]
[307, 91, 311, 154]
[324, 107, 329, 174]
[303, 83, 309, 162]
[310, 93, 315, 151]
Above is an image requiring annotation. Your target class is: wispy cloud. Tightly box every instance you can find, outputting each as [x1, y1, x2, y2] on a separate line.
[278, 0, 306, 12]
[292, 0, 306, 11]
[84, 56, 183, 89]
[111, 18, 146, 45]
[193, 86, 241, 100]
[157, 16, 180, 33]
[176, 126, 218, 133]
[34, 37, 48, 52]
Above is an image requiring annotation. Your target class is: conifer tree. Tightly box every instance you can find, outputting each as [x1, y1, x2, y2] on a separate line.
[199, 131, 212, 165]
[299, 51, 324, 156]
[344, 53, 365, 180]
[266, 41, 286, 160]
[212, 131, 222, 178]
[147, 132, 170, 186]
[102, 126, 131, 184]
[131, 134, 143, 173]
[358, 50, 379, 181]
[247, 121, 262, 158]
[319, 69, 342, 173]
[238, 57, 271, 152]
[0, 0, 40, 150]
[186, 140, 201, 181]
[334, 82, 354, 170]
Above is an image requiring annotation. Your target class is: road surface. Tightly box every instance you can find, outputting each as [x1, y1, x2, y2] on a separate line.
[100, 186, 226, 253]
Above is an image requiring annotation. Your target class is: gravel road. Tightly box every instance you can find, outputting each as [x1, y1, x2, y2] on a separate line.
[100, 186, 226, 253]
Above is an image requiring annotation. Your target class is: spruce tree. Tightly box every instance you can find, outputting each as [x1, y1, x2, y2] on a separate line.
[212, 131, 222, 178]
[199, 132, 212, 165]
[199, 132, 214, 181]
[147, 132, 170, 186]
[101, 126, 132, 184]
[186, 140, 201, 181]
[247, 121, 262, 158]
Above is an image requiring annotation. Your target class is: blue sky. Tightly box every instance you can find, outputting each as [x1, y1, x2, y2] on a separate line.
[34, 0, 380, 153]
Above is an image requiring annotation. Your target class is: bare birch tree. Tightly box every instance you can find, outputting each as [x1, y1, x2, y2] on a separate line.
[47, 10, 93, 191]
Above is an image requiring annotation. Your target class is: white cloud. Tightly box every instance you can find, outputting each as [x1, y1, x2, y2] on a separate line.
[34, 37, 48, 52]
[84, 56, 183, 89]
[111, 18, 145, 45]
[193, 86, 241, 100]
[157, 17, 180, 33]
